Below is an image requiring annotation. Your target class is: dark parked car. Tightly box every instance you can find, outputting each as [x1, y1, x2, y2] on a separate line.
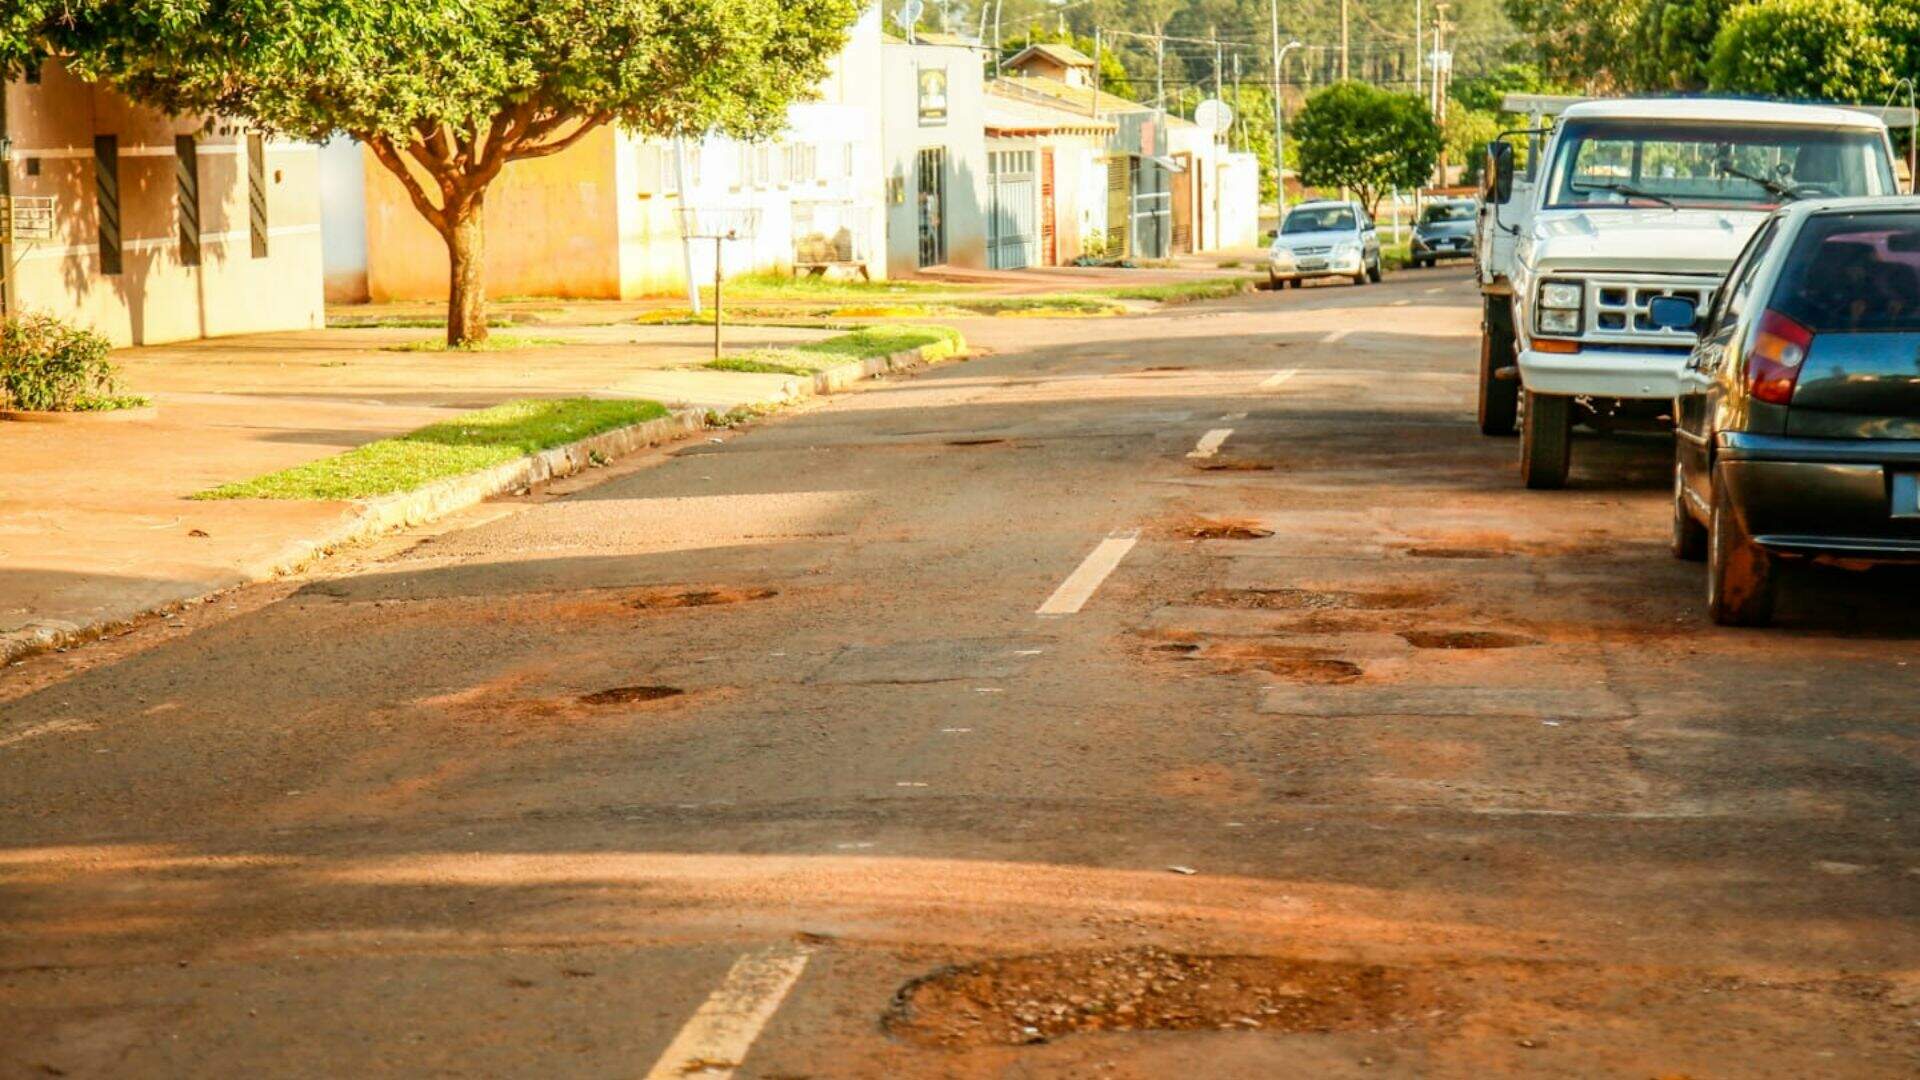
[1410, 198, 1476, 267]
[1671, 197, 1920, 625]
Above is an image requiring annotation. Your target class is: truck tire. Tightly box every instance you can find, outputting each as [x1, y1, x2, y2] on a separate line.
[1672, 462, 1708, 561]
[1519, 389, 1571, 490]
[1707, 469, 1776, 626]
[1478, 297, 1519, 436]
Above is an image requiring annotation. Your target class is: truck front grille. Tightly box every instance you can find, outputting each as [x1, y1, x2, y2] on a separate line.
[1586, 278, 1717, 342]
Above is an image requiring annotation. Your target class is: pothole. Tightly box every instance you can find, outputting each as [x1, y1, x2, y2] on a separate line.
[1402, 546, 1510, 560]
[1180, 518, 1274, 540]
[946, 438, 1006, 447]
[1191, 459, 1276, 472]
[1400, 630, 1537, 650]
[1152, 643, 1201, 654]
[1191, 587, 1438, 611]
[626, 587, 778, 610]
[1262, 658, 1363, 683]
[884, 947, 1433, 1047]
[577, 685, 684, 706]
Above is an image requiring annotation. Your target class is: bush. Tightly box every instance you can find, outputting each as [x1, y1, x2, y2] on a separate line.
[0, 312, 132, 412]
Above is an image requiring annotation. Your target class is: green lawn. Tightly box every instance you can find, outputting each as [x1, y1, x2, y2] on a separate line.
[196, 398, 669, 501]
[330, 315, 518, 330]
[699, 271, 962, 302]
[381, 334, 567, 353]
[701, 324, 965, 376]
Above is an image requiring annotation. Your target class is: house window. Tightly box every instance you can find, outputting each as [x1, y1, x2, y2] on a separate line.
[790, 144, 817, 185]
[94, 136, 121, 275]
[247, 134, 269, 258]
[175, 135, 201, 267]
[24, 158, 39, 177]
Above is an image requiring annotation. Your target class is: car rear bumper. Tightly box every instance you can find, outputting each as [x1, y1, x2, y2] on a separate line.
[1718, 433, 1920, 557]
[1517, 347, 1684, 400]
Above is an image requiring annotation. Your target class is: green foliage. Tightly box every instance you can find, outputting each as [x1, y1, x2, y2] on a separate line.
[1708, 0, 1895, 103]
[702, 325, 965, 376]
[196, 397, 669, 500]
[1502, 0, 1643, 90]
[0, 312, 136, 412]
[1444, 105, 1503, 183]
[1449, 62, 1564, 115]
[1631, 0, 1736, 90]
[1292, 81, 1443, 212]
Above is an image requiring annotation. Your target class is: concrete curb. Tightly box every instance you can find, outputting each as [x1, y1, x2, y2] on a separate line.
[0, 341, 956, 665]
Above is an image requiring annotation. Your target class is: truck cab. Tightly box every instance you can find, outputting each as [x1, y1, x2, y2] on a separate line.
[1475, 97, 1903, 489]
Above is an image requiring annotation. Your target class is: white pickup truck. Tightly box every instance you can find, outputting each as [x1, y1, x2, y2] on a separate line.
[1475, 97, 1904, 488]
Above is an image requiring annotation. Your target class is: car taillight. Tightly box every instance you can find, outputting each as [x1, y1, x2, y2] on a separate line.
[1747, 309, 1812, 406]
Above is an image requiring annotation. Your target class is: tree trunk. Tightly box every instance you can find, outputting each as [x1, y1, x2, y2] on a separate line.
[443, 193, 488, 347]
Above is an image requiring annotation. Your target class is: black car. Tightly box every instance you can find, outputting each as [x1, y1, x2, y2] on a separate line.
[1410, 199, 1476, 268]
[1671, 197, 1920, 625]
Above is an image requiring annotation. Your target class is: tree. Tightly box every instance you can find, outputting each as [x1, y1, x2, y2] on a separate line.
[1707, 0, 1895, 104]
[43, 0, 861, 346]
[1291, 81, 1442, 211]
[1631, 0, 1736, 90]
[1444, 104, 1502, 184]
[1450, 61, 1567, 116]
[1503, 0, 1643, 91]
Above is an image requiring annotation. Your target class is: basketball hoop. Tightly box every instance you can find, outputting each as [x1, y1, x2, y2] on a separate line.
[675, 208, 762, 359]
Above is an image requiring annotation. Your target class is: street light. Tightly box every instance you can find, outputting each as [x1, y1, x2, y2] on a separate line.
[1268, 13, 1303, 231]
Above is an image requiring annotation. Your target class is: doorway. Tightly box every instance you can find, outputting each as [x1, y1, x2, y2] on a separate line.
[916, 146, 946, 268]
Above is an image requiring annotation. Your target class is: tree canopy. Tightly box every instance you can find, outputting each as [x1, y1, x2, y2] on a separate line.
[1706, 0, 1895, 103]
[29, 0, 861, 344]
[1292, 80, 1442, 212]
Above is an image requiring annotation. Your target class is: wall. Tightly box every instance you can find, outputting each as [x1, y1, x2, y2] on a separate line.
[318, 137, 368, 302]
[1217, 151, 1261, 249]
[3, 61, 325, 346]
[882, 39, 988, 273]
[363, 125, 624, 303]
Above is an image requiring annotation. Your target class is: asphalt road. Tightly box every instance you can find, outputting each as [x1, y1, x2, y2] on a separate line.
[4, 267, 1918, 1078]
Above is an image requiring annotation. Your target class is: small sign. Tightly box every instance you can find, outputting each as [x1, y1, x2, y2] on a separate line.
[918, 67, 948, 127]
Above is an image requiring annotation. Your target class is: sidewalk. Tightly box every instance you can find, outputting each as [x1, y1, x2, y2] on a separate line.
[0, 320, 863, 660]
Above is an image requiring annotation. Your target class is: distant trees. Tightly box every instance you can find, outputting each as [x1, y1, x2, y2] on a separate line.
[1292, 81, 1442, 211]
[1706, 0, 1899, 103]
[1630, 0, 1736, 90]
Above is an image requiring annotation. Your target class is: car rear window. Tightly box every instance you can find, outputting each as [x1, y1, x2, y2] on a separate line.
[1421, 202, 1474, 224]
[1772, 211, 1920, 333]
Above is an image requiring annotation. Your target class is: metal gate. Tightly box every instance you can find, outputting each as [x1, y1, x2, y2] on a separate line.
[988, 148, 1037, 270]
[917, 147, 946, 268]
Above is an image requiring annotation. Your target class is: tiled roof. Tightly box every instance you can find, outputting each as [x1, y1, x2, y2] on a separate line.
[994, 76, 1195, 128]
[984, 82, 1117, 135]
[1008, 42, 1094, 69]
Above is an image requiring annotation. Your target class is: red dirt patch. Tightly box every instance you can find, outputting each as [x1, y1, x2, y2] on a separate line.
[883, 946, 1435, 1047]
[1178, 518, 1275, 540]
[1400, 630, 1538, 650]
[626, 587, 778, 610]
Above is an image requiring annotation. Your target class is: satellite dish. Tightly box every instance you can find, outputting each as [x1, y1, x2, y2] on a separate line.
[1194, 99, 1234, 135]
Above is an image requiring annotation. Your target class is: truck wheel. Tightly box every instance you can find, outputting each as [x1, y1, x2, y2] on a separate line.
[1671, 462, 1707, 561]
[1707, 469, 1776, 626]
[1478, 298, 1519, 437]
[1519, 390, 1571, 490]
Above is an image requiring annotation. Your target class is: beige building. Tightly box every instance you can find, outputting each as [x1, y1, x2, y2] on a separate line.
[1, 60, 325, 345]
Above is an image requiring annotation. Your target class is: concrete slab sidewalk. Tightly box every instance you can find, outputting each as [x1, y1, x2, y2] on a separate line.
[0, 321, 918, 661]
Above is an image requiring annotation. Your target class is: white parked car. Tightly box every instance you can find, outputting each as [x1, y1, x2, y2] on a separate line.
[1475, 97, 1902, 489]
[1268, 200, 1383, 288]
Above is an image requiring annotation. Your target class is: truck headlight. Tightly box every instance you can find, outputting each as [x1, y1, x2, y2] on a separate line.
[1536, 279, 1583, 337]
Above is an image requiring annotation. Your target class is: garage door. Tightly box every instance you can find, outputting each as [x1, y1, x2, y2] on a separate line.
[988, 149, 1038, 270]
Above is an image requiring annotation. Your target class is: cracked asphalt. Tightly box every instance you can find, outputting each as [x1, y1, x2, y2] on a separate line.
[3, 267, 1918, 1078]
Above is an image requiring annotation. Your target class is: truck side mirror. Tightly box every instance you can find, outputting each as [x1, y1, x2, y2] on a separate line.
[1487, 141, 1515, 204]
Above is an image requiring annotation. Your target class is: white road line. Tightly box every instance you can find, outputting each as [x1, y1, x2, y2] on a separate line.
[644, 944, 813, 1080]
[1322, 329, 1352, 344]
[0, 719, 95, 749]
[1186, 428, 1233, 459]
[1037, 532, 1139, 616]
[1259, 369, 1300, 390]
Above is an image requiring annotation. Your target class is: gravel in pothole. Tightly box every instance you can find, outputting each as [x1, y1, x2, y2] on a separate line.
[626, 586, 778, 610]
[577, 685, 684, 705]
[1180, 518, 1275, 540]
[1191, 587, 1439, 611]
[884, 947, 1435, 1047]
[1399, 629, 1538, 650]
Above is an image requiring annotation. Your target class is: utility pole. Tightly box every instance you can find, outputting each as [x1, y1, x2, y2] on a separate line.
[1341, 0, 1350, 81]
[1155, 33, 1165, 111]
[1233, 53, 1243, 151]
[1414, 0, 1423, 105]
[1269, 4, 1303, 234]
[1432, 4, 1452, 187]
[1091, 27, 1102, 119]
[1213, 26, 1223, 118]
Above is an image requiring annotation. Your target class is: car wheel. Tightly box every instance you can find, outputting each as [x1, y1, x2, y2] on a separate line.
[1519, 389, 1571, 490]
[1268, 270, 1280, 291]
[1413, 256, 1428, 269]
[1367, 257, 1383, 283]
[1707, 468, 1776, 626]
[1477, 297, 1519, 437]
[1671, 462, 1707, 561]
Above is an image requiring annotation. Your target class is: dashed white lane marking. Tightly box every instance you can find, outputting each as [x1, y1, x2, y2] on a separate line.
[1186, 428, 1234, 459]
[1037, 531, 1140, 616]
[645, 944, 813, 1080]
[1259, 368, 1300, 390]
[1322, 329, 1352, 344]
[0, 719, 95, 749]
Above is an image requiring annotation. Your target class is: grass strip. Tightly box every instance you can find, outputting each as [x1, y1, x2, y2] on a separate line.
[381, 334, 567, 353]
[697, 271, 962, 301]
[1082, 278, 1257, 303]
[700, 324, 965, 376]
[195, 397, 668, 501]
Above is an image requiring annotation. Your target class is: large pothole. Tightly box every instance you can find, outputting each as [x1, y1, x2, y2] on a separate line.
[884, 947, 1434, 1047]
[626, 587, 777, 610]
[577, 685, 684, 706]
[1180, 518, 1275, 540]
[1191, 587, 1439, 611]
[1400, 630, 1537, 650]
